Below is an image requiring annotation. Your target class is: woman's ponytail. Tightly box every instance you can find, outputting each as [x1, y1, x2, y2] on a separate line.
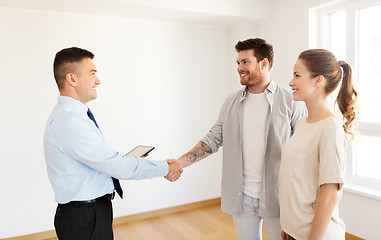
[336, 61, 358, 140]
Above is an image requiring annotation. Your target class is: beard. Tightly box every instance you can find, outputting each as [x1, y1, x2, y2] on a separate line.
[240, 68, 263, 87]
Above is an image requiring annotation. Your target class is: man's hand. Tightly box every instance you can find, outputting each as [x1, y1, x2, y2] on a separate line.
[165, 159, 183, 182]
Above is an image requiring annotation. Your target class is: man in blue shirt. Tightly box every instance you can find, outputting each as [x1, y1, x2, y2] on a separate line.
[44, 47, 182, 240]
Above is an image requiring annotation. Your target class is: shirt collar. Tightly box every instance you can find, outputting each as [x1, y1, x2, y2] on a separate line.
[240, 79, 277, 102]
[265, 80, 277, 94]
[58, 95, 88, 113]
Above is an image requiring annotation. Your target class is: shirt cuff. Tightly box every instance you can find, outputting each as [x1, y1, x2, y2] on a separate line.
[157, 160, 169, 177]
[200, 137, 218, 153]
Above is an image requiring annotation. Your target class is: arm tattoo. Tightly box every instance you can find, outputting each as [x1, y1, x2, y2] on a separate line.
[186, 142, 212, 163]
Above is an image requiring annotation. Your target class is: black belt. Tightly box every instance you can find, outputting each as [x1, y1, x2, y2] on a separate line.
[60, 193, 115, 206]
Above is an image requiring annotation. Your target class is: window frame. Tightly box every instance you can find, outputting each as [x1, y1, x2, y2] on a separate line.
[312, 0, 381, 197]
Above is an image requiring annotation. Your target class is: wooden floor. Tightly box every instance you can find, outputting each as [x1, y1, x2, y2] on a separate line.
[12, 203, 362, 240]
[47, 204, 268, 240]
[114, 205, 238, 240]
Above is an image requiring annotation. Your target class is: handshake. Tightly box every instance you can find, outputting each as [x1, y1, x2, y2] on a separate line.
[164, 159, 183, 182]
[162, 141, 212, 182]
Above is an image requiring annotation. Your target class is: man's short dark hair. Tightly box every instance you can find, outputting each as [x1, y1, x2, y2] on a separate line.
[53, 47, 94, 90]
[235, 38, 274, 69]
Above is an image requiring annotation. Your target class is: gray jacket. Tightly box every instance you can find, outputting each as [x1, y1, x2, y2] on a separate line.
[201, 80, 306, 216]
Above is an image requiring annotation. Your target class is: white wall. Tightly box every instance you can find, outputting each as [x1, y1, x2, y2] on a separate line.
[340, 191, 381, 239]
[256, 0, 327, 86]
[257, 0, 381, 239]
[0, 7, 238, 238]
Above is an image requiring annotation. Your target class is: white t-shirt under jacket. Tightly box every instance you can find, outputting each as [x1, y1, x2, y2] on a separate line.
[242, 92, 269, 198]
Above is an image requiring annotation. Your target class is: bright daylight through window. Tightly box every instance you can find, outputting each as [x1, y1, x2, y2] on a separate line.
[356, 4, 381, 181]
[321, 1, 381, 184]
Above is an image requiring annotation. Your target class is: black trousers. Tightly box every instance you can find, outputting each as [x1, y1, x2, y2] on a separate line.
[54, 200, 113, 240]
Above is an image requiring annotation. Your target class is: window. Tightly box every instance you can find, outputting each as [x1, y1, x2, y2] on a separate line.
[313, 0, 381, 192]
[328, 10, 346, 61]
[358, 4, 381, 124]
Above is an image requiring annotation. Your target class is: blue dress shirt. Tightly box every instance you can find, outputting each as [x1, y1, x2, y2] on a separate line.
[44, 96, 169, 204]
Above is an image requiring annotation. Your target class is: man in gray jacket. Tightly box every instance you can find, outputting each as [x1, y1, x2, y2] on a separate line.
[175, 38, 306, 240]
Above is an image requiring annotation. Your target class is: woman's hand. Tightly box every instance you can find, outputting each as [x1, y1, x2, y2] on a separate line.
[281, 230, 291, 240]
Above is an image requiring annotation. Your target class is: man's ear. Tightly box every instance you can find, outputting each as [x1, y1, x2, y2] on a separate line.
[65, 73, 76, 87]
[314, 75, 325, 87]
[260, 58, 269, 70]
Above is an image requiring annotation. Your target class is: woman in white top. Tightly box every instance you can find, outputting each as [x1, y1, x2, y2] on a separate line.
[279, 49, 357, 240]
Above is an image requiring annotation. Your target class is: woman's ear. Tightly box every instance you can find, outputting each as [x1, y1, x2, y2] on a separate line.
[314, 75, 325, 87]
